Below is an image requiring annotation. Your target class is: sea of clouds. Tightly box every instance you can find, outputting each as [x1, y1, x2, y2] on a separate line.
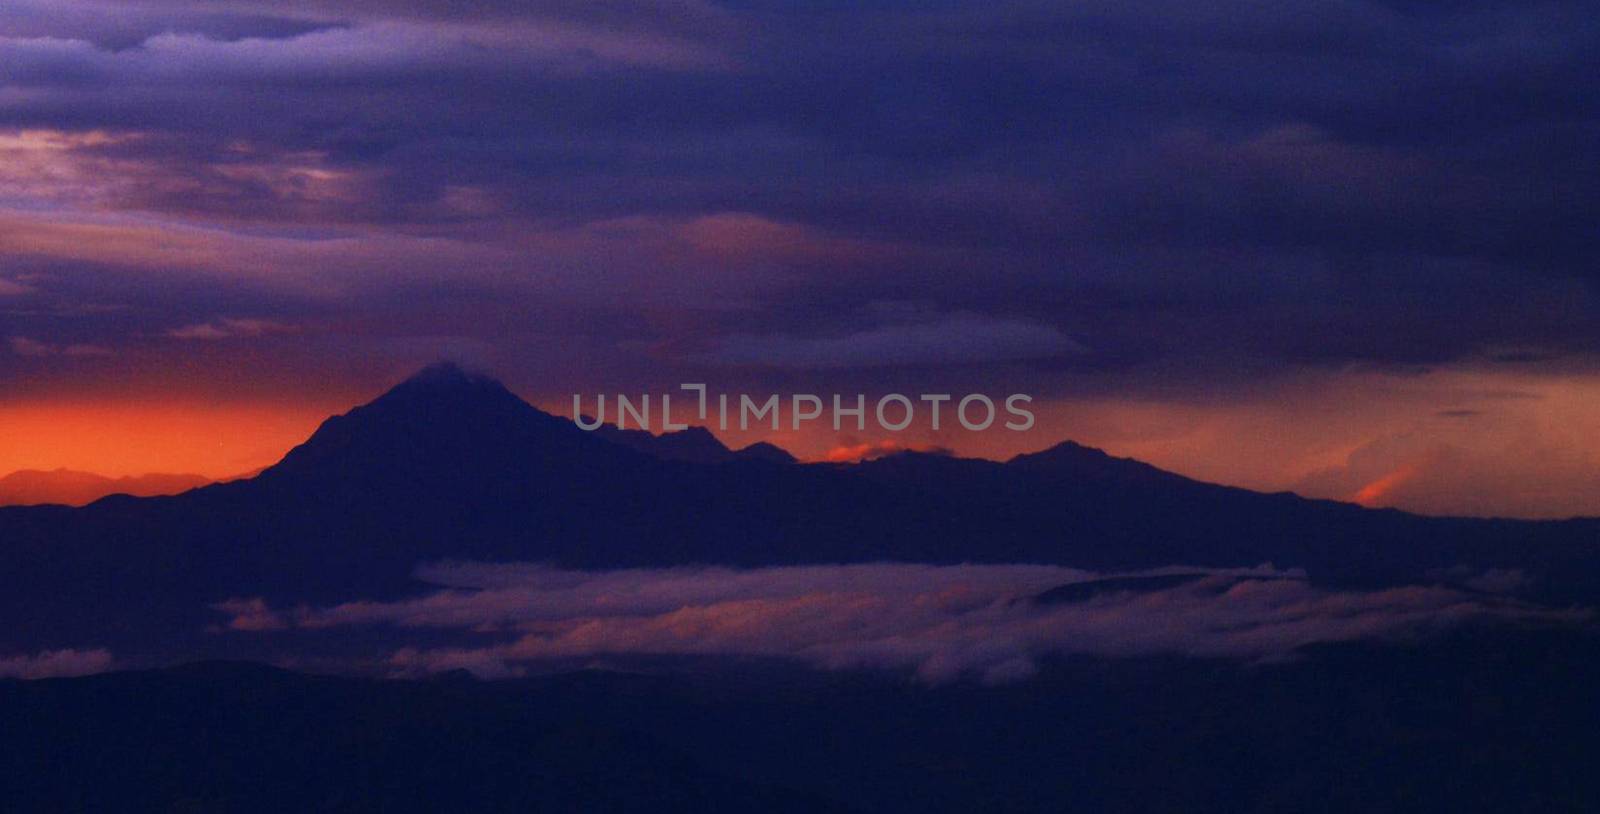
[211, 561, 1583, 683]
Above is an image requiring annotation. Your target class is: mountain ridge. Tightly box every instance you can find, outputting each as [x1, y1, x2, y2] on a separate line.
[3, 364, 1599, 655]
[0, 469, 213, 508]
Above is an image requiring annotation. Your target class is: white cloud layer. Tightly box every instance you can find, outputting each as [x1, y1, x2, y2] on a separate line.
[213, 562, 1583, 683]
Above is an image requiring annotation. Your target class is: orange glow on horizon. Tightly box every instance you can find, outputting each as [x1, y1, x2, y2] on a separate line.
[3, 365, 1599, 519]
[822, 440, 948, 463]
[0, 401, 331, 479]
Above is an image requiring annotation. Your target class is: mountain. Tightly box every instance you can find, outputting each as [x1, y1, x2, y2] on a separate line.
[593, 423, 797, 465]
[736, 441, 799, 464]
[0, 469, 211, 507]
[0, 661, 846, 813]
[2, 363, 1599, 655]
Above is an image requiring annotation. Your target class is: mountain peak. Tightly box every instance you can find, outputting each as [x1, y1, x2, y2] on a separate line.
[401, 361, 489, 386]
[1008, 440, 1189, 487]
[384, 361, 504, 396]
[591, 424, 799, 465]
[260, 363, 591, 484]
[1009, 440, 1110, 464]
[359, 362, 528, 415]
[594, 423, 735, 464]
[735, 441, 798, 465]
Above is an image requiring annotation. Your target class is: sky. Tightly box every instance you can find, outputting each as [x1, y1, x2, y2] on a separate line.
[1, 0, 1598, 517]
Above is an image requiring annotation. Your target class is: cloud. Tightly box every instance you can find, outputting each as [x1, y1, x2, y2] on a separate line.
[0, 277, 33, 296]
[2, 14, 724, 84]
[697, 313, 1084, 369]
[1425, 566, 1534, 596]
[167, 317, 296, 340]
[64, 344, 113, 356]
[0, 648, 114, 679]
[209, 597, 289, 631]
[0, 0, 1593, 389]
[213, 562, 1583, 683]
[1293, 403, 1600, 518]
[8, 337, 53, 357]
[8, 336, 112, 357]
[2, 0, 1600, 519]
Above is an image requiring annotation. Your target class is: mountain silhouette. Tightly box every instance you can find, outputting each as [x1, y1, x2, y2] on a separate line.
[594, 423, 798, 465]
[736, 441, 800, 465]
[262, 362, 630, 495]
[2, 363, 1598, 654]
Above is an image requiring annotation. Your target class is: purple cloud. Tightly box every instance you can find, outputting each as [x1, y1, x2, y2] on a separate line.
[9, 336, 113, 357]
[167, 317, 296, 340]
[3, 0, 1600, 521]
[0, 648, 114, 679]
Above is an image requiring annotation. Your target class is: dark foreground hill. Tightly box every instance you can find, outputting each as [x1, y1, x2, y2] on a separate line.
[4, 629, 1599, 813]
[0, 660, 842, 814]
[1, 363, 1598, 653]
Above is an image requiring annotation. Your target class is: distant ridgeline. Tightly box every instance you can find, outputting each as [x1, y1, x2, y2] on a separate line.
[1, 363, 1597, 660]
[0, 469, 211, 508]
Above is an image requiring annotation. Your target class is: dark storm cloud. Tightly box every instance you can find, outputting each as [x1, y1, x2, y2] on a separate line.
[2, 0, 1598, 392]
